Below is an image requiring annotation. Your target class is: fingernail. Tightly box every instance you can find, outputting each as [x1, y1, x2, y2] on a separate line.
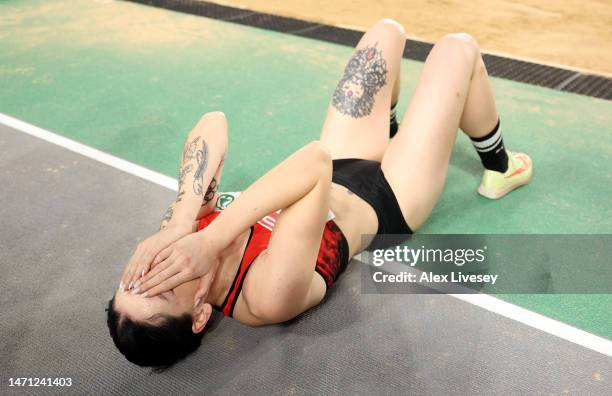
[118, 281, 123, 290]
[128, 282, 133, 290]
[131, 287, 140, 295]
[141, 269, 145, 277]
[133, 280, 141, 288]
[142, 292, 148, 298]
[195, 298, 201, 306]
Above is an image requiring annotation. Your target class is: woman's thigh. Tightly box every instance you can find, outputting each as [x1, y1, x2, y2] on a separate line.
[381, 34, 479, 230]
[319, 19, 405, 161]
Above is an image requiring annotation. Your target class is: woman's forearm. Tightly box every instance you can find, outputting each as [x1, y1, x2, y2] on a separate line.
[206, 141, 331, 248]
[160, 114, 228, 229]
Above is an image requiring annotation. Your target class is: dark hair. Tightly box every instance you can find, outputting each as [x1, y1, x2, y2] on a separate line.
[105, 296, 205, 372]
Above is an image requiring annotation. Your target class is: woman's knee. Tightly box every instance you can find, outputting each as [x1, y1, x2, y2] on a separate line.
[445, 32, 478, 46]
[438, 33, 479, 51]
[371, 18, 406, 41]
[434, 33, 480, 64]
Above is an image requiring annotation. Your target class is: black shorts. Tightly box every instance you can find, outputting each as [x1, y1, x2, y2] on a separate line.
[332, 158, 413, 249]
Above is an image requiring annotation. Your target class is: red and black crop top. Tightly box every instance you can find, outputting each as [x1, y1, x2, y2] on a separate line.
[197, 211, 349, 317]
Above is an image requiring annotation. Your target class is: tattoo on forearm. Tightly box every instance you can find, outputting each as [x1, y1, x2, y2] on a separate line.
[182, 136, 200, 163]
[177, 165, 192, 203]
[162, 135, 217, 228]
[193, 140, 209, 196]
[202, 177, 218, 206]
[332, 44, 388, 118]
[176, 136, 202, 203]
[176, 190, 185, 203]
[160, 205, 174, 230]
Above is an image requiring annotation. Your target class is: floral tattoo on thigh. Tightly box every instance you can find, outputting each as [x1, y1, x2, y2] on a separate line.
[332, 44, 388, 118]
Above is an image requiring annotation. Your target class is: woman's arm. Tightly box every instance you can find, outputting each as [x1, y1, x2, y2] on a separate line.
[160, 112, 228, 230]
[121, 112, 228, 290]
[238, 144, 332, 324]
[135, 141, 332, 297]
[206, 141, 330, 248]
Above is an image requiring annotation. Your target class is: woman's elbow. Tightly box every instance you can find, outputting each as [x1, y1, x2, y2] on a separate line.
[195, 111, 229, 148]
[306, 140, 332, 163]
[306, 140, 332, 180]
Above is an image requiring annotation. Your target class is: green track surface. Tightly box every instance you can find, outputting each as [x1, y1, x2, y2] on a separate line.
[1, 0, 611, 338]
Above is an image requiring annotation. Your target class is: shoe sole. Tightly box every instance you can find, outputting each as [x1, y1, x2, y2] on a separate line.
[478, 170, 533, 200]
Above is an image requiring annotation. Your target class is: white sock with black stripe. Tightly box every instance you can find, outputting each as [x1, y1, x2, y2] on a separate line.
[470, 119, 509, 173]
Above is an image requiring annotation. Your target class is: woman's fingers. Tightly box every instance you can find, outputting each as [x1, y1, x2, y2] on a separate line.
[131, 261, 153, 290]
[126, 248, 154, 290]
[133, 249, 176, 290]
[150, 246, 172, 269]
[120, 246, 144, 290]
[118, 225, 194, 292]
[131, 243, 170, 286]
[134, 254, 183, 295]
[126, 239, 169, 290]
[121, 248, 142, 286]
[139, 269, 189, 298]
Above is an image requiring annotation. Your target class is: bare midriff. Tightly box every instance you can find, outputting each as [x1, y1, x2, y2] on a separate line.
[329, 182, 378, 258]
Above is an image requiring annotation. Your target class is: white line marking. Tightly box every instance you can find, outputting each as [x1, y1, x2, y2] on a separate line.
[452, 293, 612, 357]
[0, 113, 178, 191]
[357, 256, 612, 357]
[3, 112, 612, 358]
